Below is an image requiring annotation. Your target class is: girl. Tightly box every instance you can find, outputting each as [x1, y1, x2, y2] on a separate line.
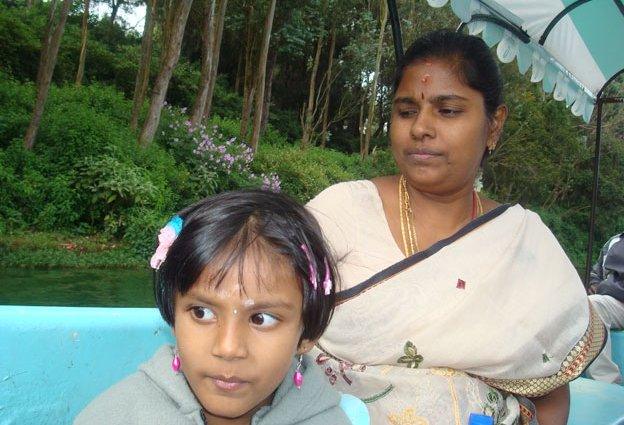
[75, 190, 368, 425]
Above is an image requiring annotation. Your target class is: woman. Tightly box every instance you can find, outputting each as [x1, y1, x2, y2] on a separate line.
[307, 30, 605, 425]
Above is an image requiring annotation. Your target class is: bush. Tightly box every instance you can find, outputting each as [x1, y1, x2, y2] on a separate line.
[252, 144, 397, 202]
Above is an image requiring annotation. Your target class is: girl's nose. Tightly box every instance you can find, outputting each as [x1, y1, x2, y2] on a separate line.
[211, 319, 248, 360]
[410, 108, 435, 140]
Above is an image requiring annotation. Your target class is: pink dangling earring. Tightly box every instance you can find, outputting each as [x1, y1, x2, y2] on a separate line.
[172, 348, 181, 373]
[293, 355, 303, 389]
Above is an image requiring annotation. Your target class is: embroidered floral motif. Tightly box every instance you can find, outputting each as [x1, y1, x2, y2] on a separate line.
[398, 341, 424, 369]
[456, 278, 466, 289]
[388, 408, 429, 425]
[481, 388, 502, 424]
[362, 384, 394, 404]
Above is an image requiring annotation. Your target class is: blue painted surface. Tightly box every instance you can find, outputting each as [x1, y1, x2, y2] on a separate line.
[1, 306, 623, 424]
[339, 393, 370, 425]
[0, 306, 174, 425]
[612, 330, 624, 380]
[569, 378, 624, 425]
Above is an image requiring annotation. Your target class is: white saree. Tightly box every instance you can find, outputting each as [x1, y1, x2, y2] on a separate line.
[307, 181, 605, 425]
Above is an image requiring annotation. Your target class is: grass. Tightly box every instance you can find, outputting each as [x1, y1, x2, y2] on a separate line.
[0, 231, 145, 268]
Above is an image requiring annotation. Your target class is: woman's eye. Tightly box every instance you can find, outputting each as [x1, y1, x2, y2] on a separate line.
[398, 109, 417, 118]
[191, 306, 216, 321]
[250, 313, 278, 327]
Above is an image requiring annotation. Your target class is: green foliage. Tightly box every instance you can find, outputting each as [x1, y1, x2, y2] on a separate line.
[253, 144, 396, 202]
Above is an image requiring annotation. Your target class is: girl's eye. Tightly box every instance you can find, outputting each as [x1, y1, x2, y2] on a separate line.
[191, 306, 216, 321]
[250, 313, 278, 328]
[440, 108, 461, 116]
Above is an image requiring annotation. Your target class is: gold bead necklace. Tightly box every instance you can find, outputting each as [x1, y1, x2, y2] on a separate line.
[398, 175, 483, 256]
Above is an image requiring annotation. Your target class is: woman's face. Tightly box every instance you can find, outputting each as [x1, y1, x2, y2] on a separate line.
[173, 250, 311, 423]
[390, 58, 506, 195]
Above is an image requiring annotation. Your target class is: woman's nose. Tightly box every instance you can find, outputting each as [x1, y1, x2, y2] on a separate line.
[211, 319, 248, 360]
[410, 108, 435, 140]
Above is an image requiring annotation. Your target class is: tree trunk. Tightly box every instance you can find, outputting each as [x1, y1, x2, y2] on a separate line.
[320, 23, 336, 148]
[110, 0, 120, 24]
[362, 0, 387, 158]
[239, 4, 255, 140]
[138, 0, 193, 147]
[130, 0, 157, 130]
[75, 0, 90, 86]
[24, 0, 72, 150]
[202, 0, 228, 120]
[250, 0, 276, 151]
[260, 47, 277, 134]
[300, 33, 324, 149]
[234, 47, 243, 94]
[190, 0, 216, 126]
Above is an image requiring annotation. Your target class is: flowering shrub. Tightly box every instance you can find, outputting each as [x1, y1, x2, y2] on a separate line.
[158, 106, 281, 197]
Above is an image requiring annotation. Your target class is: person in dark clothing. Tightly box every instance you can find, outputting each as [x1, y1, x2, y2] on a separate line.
[586, 232, 624, 384]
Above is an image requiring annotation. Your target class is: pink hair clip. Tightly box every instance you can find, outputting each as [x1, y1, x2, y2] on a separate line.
[300, 244, 332, 295]
[300, 244, 317, 290]
[322, 257, 332, 295]
[150, 215, 183, 270]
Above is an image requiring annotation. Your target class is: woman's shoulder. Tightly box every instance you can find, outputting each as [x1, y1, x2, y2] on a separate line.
[307, 180, 376, 209]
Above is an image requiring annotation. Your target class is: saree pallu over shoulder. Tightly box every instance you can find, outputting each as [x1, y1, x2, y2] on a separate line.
[317, 204, 606, 401]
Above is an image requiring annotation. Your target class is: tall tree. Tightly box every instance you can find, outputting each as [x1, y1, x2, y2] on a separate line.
[250, 0, 276, 151]
[361, 0, 387, 158]
[190, 0, 216, 126]
[75, 0, 90, 86]
[239, 3, 255, 140]
[202, 0, 228, 120]
[24, 0, 73, 150]
[300, 32, 324, 148]
[319, 21, 336, 147]
[130, 0, 157, 130]
[138, 0, 193, 147]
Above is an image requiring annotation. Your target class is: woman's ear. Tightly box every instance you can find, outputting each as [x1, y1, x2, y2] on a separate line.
[487, 104, 508, 150]
[296, 338, 317, 355]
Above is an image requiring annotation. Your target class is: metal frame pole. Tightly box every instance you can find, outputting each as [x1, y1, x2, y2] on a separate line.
[584, 98, 603, 287]
[386, 0, 403, 65]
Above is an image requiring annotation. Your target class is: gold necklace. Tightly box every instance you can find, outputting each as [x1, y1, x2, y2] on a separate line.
[399, 175, 419, 256]
[398, 175, 483, 256]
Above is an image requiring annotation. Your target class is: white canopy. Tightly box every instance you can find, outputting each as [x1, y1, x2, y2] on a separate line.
[427, 0, 624, 122]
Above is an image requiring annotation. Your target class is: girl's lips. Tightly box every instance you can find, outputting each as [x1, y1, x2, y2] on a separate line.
[211, 376, 249, 392]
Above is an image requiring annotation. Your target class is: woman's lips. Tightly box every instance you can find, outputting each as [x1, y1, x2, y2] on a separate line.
[211, 375, 249, 392]
[405, 148, 442, 162]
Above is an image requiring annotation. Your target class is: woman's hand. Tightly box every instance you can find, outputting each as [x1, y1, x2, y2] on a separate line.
[530, 384, 570, 425]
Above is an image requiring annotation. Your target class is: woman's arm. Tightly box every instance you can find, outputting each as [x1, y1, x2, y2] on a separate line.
[530, 384, 570, 425]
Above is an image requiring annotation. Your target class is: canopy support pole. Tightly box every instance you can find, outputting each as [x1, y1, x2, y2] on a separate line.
[387, 0, 403, 65]
[584, 99, 603, 287]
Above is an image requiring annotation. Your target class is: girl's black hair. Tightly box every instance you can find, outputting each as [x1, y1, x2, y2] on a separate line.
[394, 29, 504, 117]
[154, 189, 336, 343]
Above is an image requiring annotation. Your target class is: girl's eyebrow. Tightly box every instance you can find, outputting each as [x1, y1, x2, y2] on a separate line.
[185, 290, 295, 310]
[247, 300, 295, 311]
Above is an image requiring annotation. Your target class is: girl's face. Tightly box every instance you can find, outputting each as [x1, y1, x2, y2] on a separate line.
[173, 250, 312, 423]
[390, 58, 506, 195]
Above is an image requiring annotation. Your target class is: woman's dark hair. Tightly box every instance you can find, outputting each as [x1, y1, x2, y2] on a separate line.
[154, 189, 336, 343]
[394, 29, 504, 117]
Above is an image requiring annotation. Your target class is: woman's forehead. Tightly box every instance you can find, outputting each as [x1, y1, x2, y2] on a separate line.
[395, 59, 481, 100]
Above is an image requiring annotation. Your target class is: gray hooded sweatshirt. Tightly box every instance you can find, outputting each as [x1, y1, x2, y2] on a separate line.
[74, 345, 352, 425]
